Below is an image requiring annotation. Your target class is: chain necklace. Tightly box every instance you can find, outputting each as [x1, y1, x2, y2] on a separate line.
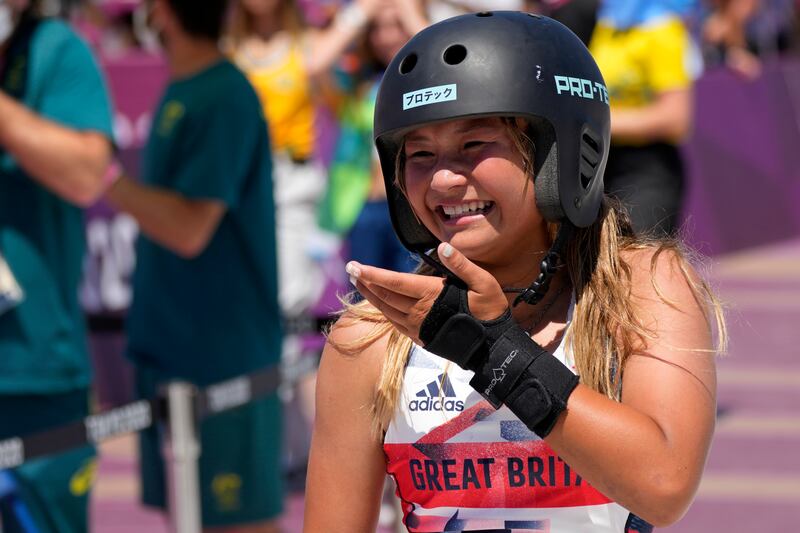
[523, 282, 568, 336]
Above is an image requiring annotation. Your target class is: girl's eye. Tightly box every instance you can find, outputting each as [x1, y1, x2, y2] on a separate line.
[408, 150, 434, 160]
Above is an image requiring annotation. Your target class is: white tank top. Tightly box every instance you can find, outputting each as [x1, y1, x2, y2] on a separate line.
[384, 303, 651, 533]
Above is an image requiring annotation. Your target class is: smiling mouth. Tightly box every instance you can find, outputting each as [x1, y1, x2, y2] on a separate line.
[438, 201, 495, 220]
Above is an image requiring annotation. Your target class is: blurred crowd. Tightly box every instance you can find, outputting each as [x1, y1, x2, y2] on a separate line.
[1, 0, 799, 532]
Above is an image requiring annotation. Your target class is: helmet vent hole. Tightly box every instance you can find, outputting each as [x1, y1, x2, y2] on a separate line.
[579, 132, 601, 189]
[399, 53, 418, 74]
[476, 11, 493, 17]
[582, 132, 599, 154]
[443, 45, 467, 65]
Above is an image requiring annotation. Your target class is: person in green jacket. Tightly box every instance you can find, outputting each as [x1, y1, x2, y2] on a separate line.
[0, 0, 114, 531]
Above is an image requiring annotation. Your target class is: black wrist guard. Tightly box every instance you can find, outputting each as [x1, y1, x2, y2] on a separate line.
[419, 278, 579, 437]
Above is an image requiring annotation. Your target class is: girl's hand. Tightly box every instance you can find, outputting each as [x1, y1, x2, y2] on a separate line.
[346, 242, 508, 343]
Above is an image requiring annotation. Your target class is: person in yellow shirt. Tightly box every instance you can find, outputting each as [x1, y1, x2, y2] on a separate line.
[228, 0, 382, 320]
[590, 0, 700, 236]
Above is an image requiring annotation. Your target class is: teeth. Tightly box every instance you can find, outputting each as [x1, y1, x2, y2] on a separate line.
[442, 201, 491, 217]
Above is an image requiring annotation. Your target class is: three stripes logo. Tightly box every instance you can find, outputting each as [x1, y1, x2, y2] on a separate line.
[408, 373, 465, 412]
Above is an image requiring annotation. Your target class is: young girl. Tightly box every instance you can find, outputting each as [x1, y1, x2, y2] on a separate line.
[304, 11, 725, 533]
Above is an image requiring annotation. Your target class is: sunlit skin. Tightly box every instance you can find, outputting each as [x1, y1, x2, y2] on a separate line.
[403, 117, 549, 287]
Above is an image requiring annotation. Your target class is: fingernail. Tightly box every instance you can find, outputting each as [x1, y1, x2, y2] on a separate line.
[345, 262, 361, 278]
[349, 274, 358, 286]
[441, 243, 454, 258]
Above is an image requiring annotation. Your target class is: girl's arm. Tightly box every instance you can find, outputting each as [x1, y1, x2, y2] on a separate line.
[545, 248, 718, 527]
[303, 315, 389, 532]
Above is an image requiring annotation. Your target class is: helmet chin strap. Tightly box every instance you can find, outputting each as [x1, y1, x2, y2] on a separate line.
[505, 221, 574, 308]
[418, 221, 575, 304]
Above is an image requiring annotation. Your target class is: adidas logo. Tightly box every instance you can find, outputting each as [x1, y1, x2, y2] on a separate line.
[408, 373, 465, 412]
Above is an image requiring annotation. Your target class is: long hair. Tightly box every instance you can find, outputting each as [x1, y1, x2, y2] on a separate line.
[331, 120, 727, 437]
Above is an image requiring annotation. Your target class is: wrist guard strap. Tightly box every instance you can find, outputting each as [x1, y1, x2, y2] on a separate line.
[419, 278, 579, 437]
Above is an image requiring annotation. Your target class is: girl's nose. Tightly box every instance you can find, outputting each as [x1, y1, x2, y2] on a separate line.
[430, 165, 468, 192]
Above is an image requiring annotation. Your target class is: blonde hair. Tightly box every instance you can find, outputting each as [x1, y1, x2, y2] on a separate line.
[332, 121, 727, 437]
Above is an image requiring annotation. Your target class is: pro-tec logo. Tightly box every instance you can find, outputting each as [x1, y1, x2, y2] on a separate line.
[409, 373, 465, 412]
[484, 349, 519, 398]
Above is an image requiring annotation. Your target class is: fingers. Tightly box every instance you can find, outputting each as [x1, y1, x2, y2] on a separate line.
[437, 242, 496, 293]
[353, 279, 415, 336]
[346, 261, 438, 299]
[355, 275, 419, 315]
[437, 242, 508, 321]
[346, 261, 440, 344]
[353, 278, 424, 344]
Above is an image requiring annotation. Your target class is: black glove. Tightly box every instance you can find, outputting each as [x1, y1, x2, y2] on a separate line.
[419, 277, 579, 437]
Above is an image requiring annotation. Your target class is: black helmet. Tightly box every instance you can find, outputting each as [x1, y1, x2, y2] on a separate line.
[374, 11, 610, 258]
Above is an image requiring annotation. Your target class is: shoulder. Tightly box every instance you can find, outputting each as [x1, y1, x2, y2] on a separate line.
[32, 19, 93, 58]
[193, 62, 264, 129]
[28, 19, 99, 81]
[644, 16, 693, 54]
[209, 61, 255, 97]
[321, 310, 391, 383]
[217, 61, 264, 113]
[315, 310, 394, 431]
[622, 244, 702, 302]
[34, 18, 78, 42]
[620, 243, 717, 350]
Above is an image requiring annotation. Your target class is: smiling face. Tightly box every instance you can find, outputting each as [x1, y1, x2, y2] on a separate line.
[400, 117, 550, 266]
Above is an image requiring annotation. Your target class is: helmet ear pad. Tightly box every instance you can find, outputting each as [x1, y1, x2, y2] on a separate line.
[527, 117, 562, 223]
[384, 155, 438, 251]
[529, 116, 607, 228]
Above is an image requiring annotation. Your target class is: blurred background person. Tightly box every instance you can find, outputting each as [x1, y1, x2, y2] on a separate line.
[701, 0, 798, 77]
[225, 0, 383, 483]
[702, 0, 763, 76]
[318, 0, 427, 274]
[589, 0, 701, 237]
[103, 0, 284, 531]
[523, 0, 599, 45]
[227, 0, 382, 323]
[0, 0, 114, 530]
[423, 0, 523, 22]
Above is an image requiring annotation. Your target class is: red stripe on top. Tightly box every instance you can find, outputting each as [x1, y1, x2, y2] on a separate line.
[413, 400, 496, 445]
